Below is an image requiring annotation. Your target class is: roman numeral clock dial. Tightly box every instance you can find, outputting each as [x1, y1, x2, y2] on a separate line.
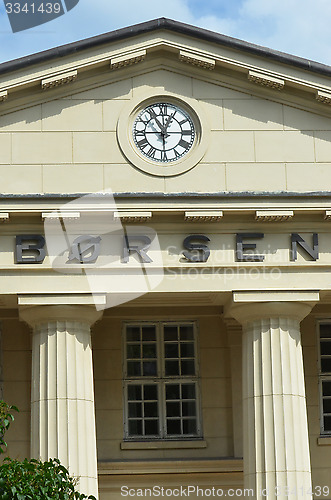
[133, 103, 195, 163]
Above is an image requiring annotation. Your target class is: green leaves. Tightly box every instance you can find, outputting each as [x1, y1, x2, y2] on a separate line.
[0, 401, 19, 455]
[0, 401, 96, 499]
[0, 458, 97, 500]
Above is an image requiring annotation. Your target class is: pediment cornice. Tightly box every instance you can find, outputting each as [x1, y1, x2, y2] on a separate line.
[1, 28, 331, 115]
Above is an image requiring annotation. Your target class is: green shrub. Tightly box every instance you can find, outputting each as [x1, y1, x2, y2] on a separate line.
[0, 458, 96, 500]
[0, 401, 18, 455]
[0, 401, 96, 500]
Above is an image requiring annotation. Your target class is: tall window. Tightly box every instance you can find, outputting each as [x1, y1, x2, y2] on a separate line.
[123, 322, 201, 440]
[319, 322, 331, 434]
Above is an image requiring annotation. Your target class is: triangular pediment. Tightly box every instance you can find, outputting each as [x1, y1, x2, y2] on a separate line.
[0, 19, 331, 197]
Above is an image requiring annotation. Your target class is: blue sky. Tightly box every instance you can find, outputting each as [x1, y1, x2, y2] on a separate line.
[0, 0, 330, 66]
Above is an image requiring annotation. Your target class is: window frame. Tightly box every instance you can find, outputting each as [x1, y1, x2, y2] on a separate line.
[122, 320, 202, 441]
[317, 320, 331, 435]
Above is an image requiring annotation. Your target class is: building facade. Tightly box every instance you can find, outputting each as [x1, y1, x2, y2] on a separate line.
[1, 18, 331, 500]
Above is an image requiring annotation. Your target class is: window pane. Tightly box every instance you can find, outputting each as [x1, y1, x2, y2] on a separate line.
[324, 415, 331, 432]
[180, 343, 194, 358]
[321, 342, 331, 356]
[144, 385, 157, 401]
[142, 326, 156, 341]
[321, 358, 331, 373]
[183, 419, 197, 434]
[320, 324, 331, 339]
[142, 344, 156, 359]
[165, 360, 179, 376]
[323, 398, 331, 414]
[127, 361, 141, 377]
[322, 381, 331, 396]
[165, 344, 179, 358]
[143, 361, 157, 376]
[144, 420, 159, 435]
[127, 327, 140, 342]
[166, 384, 180, 400]
[129, 420, 142, 436]
[144, 402, 158, 417]
[182, 401, 196, 417]
[180, 325, 194, 340]
[182, 384, 196, 399]
[181, 360, 195, 376]
[166, 402, 180, 417]
[127, 344, 141, 359]
[164, 326, 178, 341]
[128, 402, 142, 418]
[167, 419, 181, 435]
[128, 385, 142, 401]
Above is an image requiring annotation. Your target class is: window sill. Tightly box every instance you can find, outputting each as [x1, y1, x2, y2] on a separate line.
[98, 458, 243, 475]
[121, 440, 207, 450]
[317, 436, 331, 445]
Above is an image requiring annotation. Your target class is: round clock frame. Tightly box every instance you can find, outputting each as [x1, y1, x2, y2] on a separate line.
[132, 102, 196, 164]
[117, 91, 210, 177]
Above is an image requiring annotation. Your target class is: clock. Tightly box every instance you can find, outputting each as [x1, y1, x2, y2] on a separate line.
[132, 102, 195, 163]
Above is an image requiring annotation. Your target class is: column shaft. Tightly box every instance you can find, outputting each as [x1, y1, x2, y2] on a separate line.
[243, 317, 311, 499]
[21, 306, 102, 499]
[229, 301, 314, 500]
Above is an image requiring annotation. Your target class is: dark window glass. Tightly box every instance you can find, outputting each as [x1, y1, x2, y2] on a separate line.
[167, 419, 181, 435]
[324, 415, 331, 432]
[144, 402, 158, 418]
[320, 324, 331, 339]
[180, 326, 194, 340]
[127, 361, 141, 377]
[164, 326, 178, 341]
[128, 385, 142, 401]
[143, 361, 157, 376]
[182, 384, 196, 399]
[183, 419, 197, 434]
[129, 420, 142, 435]
[166, 402, 180, 417]
[165, 344, 179, 358]
[181, 360, 195, 376]
[322, 381, 331, 396]
[142, 326, 156, 341]
[144, 385, 157, 400]
[128, 402, 142, 418]
[182, 401, 196, 417]
[127, 344, 141, 359]
[166, 384, 180, 400]
[142, 344, 156, 359]
[145, 420, 159, 435]
[321, 342, 331, 356]
[127, 327, 140, 342]
[321, 358, 331, 373]
[180, 343, 195, 358]
[165, 360, 179, 376]
[323, 398, 331, 414]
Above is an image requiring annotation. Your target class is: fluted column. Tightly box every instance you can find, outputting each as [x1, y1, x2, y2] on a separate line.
[20, 305, 102, 499]
[228, 301, 315, 500]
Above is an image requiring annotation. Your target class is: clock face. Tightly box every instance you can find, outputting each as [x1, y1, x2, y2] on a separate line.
[132, 102, 195, 163]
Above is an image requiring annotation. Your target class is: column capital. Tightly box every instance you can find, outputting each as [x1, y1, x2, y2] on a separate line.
[225, 290, 319, 326]
[19, 304, 103, 328]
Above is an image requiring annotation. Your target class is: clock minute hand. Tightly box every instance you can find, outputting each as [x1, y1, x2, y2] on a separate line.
[164, 112, 175, 132]
[149, 109, 166, 134]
